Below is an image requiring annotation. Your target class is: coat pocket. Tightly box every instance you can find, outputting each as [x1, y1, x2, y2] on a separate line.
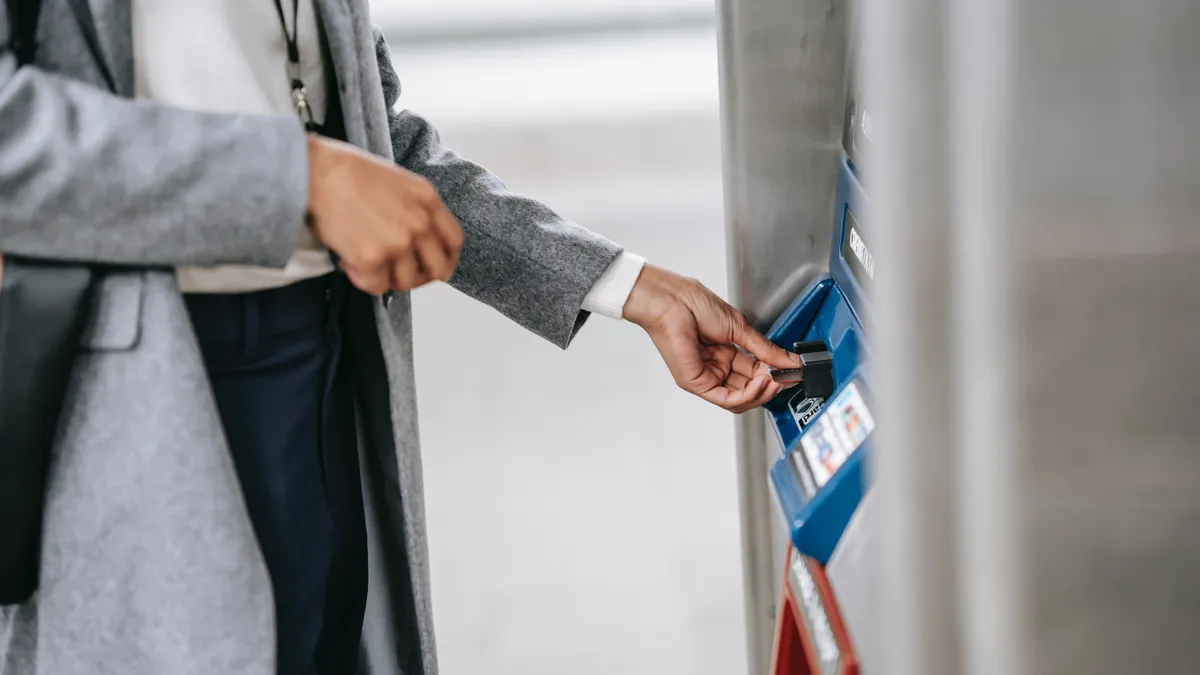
[79, 272, 144, 351]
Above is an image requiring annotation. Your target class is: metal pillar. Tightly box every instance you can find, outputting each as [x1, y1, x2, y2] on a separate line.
[716, 0, 849, 672]
[869, 0, 1200, 673]
[864, 0, 965, 670]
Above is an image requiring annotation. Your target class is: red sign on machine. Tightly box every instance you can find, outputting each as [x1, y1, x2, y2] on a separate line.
[770, 547, 859, 675]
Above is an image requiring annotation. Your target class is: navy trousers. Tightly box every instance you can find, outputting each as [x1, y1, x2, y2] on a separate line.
[185, 274, 368, 675]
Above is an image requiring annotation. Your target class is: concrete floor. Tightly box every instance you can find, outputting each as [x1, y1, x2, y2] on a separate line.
[399, 37, 751, 670]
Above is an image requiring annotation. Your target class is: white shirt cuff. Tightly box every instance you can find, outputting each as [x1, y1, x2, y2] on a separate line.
[581, 252, 646, 320]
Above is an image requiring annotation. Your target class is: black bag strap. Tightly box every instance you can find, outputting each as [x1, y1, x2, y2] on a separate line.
[4, 0, 117, 92]
[5, 0, 42, 66]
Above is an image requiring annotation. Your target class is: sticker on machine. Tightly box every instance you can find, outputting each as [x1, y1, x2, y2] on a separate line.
[829, 381, 875, 451]
[798, 380, 875, 489]
[799, 414, 850, 488]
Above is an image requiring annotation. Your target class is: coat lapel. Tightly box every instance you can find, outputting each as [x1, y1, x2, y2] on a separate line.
[85, 0, 133, 96]
[311, 0, 367, 148]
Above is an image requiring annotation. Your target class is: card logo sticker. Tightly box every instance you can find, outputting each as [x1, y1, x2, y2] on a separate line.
[789, 392, 826, 428]
[798, 381, 875, 489]
[830, 381, 875, 450]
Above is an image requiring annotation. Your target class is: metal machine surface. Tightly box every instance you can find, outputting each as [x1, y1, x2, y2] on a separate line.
[716, 1, 850, 670]
[866, 0, 1200, 674]
[825, 492, 880, 674]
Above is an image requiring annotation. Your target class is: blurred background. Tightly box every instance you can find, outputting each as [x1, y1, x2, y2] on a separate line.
[370, 2, 746, 674]
[370, 1, 1200, 675]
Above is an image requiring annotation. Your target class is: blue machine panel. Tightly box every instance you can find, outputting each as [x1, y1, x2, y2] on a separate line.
[829, 155, 873, 326]
[770, 371, 875, 564]
[763, 152, 877, 565]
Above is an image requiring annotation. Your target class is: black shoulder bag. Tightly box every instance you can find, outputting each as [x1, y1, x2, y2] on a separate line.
[0, 0, 99, 605]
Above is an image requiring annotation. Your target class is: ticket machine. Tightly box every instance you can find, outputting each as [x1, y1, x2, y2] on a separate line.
[764, 37, 876, 566]
[764, 36, 881, 674]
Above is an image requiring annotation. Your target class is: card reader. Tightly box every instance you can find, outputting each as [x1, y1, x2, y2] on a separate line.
[770, 344, 836, 399]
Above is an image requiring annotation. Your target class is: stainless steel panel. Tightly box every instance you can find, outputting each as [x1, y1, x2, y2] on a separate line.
[715, 0, 850, 671]
[869, 0, 1200, 672]
[825, 491, 881, 675]
[862, 0, 964, 670]
[718, 0, 850, 327]
[1015, 1, 1200, 671]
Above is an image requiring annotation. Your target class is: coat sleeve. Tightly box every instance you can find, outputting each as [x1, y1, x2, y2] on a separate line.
[0, 13, 308, 268]
[372, 27, 624, 349]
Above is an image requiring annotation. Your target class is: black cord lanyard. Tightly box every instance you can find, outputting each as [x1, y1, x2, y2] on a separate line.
[272, 0, 315, 130]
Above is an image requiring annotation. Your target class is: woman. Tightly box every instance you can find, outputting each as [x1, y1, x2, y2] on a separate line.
[0, 2, 799, 673]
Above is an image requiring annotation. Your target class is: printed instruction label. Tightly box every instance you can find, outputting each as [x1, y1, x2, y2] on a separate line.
[841, 209, 875, 294]
[790, 553, 841, 673]
[798, 381, 876, 489]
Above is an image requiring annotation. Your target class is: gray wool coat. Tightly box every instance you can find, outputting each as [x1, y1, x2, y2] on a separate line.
[0, 1, 623, 673]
